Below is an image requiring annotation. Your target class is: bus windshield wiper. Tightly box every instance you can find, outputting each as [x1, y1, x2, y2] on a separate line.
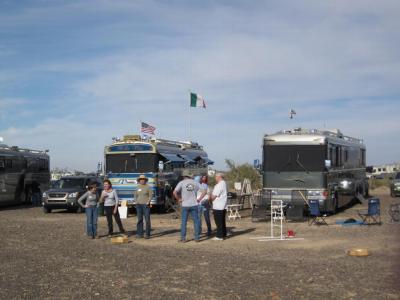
[296, 153, 309, 173]
[277, 156, 292, 173]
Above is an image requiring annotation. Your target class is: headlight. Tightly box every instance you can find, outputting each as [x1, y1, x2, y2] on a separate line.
[68, 192, 78, 198]
[42, 192, 47, 198]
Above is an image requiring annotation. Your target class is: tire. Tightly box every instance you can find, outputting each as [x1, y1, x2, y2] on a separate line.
[43, 206, 51, 213]
[23, 188, 32, 205]
[76, 206, 84, 213]
[332, 197, 338, 214]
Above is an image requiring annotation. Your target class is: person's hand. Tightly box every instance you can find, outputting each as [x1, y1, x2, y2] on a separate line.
[113, 208, 117, 214]
[85, 204, 89, 208]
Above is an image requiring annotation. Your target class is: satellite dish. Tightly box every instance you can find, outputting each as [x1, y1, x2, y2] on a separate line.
[289, 109, 296, 119]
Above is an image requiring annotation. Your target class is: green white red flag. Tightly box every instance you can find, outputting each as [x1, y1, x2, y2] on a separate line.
[190, 92, 206, 108]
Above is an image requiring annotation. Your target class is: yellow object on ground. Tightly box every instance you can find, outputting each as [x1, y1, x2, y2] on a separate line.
[347, 248, 370, 256]
[111, 235, 129, 244]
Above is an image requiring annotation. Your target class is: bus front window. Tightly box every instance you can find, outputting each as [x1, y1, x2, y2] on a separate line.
[106, 153, 158, 173]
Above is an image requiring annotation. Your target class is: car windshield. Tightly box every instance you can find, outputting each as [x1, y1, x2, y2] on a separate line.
[57, 178, 85, 189]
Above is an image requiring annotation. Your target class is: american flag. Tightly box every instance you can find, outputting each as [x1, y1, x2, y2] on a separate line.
[141, 122, 156, 135]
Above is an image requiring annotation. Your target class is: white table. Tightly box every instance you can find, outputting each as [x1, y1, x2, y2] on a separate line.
[227, 204, 242, 220]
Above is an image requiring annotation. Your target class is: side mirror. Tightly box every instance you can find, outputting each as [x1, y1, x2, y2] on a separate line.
[158, 161, 164, 172]
[325, 160, 332, 169]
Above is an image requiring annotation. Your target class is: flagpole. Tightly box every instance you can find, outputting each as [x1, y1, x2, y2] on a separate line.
[188, 90, 191, 142]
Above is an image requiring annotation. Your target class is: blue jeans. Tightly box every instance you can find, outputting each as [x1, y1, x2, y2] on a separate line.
[136, 204, 151, 237]
[181, 206, 200, 241]
[31, 192, 41, 207]
[198, 203, 212, 235]
[85, 206, 98, 237]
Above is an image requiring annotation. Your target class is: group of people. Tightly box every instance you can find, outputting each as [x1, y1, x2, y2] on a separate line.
[77, 171, 228, 242]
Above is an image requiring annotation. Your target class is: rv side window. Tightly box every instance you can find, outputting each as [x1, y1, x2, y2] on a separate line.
[344, 149, 348, 162]
[5, 159, 12, 169]
[361, 149, 366, 166]
[0, 159, 4, 169]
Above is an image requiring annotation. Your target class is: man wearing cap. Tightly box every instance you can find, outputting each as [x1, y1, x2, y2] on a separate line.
[173, 170, 206, 242]
[209, 173, 228, 240]
[133, 174, 153, 239]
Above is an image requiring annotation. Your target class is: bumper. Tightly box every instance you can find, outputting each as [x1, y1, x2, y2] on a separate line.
[43, 198, 79, 209]
[392, 188, 400, 196]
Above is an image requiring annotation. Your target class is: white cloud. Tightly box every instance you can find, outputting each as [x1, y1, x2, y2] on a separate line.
[0, 1, 399, 170]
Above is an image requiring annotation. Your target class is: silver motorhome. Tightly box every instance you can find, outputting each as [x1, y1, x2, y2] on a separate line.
[0, 139, 50, 206]
[262, 128, 368, 214]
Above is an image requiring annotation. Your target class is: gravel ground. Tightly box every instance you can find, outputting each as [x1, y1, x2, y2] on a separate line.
[1, 188, 399, 300]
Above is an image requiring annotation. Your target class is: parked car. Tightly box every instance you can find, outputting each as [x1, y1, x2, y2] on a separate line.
[42, 175, 103, 213]
[390, 172, 400, 197]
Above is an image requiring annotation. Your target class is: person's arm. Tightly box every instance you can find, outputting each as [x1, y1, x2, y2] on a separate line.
[99, 191, 106, 204]
[209, 184, 220, 202]
[77, 191, 89, 208]
[147, 186, 153, 206]
[113, 190, 119, 214]
[173, 182, 182, 203]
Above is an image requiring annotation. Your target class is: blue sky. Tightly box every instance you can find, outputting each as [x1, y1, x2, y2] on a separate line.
[0, 0, 399, 171]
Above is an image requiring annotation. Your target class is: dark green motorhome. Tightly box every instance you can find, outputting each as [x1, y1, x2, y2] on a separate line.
[262, 128, 368, 214]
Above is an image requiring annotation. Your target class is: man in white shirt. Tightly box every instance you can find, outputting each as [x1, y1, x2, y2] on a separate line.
[209, 173, 228, 240]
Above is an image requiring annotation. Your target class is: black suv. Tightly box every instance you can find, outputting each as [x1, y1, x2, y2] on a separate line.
[42, 175, 102, 213]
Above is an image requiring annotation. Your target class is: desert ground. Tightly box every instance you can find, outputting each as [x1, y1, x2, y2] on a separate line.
[0, 188, 399, 299]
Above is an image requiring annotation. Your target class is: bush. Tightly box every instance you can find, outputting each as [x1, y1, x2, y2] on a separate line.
[223, 159, 262, 191]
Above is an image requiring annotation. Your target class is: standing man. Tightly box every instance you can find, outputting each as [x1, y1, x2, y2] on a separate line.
[134, 174, 153, 239]
[173, 170, 205, 243]
[210, 173, 228, 241]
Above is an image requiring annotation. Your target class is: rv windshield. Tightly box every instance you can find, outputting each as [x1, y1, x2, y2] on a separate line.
[57, 178, 85, 189]
[106, 153, 158, 173]
[264, 145, 326, 172]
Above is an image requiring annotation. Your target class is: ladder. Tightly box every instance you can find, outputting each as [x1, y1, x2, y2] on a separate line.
[270, 200, 285, 240]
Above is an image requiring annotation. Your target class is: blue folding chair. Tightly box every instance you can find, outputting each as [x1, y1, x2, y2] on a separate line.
[358, 198, 381, 225]
[308, 200, 328, 225]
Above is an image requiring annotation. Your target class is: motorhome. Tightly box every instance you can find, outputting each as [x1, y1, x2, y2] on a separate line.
[262, 128, 368, 216]
[0, 138, 50, 206]
[104, 134, 213, 208]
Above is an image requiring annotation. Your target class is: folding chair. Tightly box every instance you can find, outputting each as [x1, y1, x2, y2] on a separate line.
[358, 198, 381, 225]
[308, 200, 328, 225]
[164, 196, 181, 219]
[388, 203, 400, 223]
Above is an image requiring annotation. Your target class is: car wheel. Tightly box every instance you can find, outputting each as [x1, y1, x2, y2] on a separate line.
[76, 206, 84, 213]
[43, 206, 51, 213]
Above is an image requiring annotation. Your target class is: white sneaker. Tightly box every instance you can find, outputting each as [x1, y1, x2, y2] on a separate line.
[213, 237, 223, 241]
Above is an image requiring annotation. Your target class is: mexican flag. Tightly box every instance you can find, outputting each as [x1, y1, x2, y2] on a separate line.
[190, 92, 206, 108]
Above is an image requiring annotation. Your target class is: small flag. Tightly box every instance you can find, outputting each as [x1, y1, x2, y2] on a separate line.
[190, 92, 206, 108]
[141, 122, 156, 135]
[289, 109, 296, 119]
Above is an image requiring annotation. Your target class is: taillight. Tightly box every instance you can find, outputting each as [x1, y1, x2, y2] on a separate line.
[322, 190, 329, 198]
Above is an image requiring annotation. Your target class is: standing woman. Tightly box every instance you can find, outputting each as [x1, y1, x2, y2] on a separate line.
[100, 179, 126, 237]
[197, 175, 212, 237]
[78, 183, 99, 239]
[133, 174, 153, 239]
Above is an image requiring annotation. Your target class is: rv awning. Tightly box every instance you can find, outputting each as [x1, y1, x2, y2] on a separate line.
[178, 154, 195, 163]
[200, 157, 214, 165]
[160, 153, 185, 163]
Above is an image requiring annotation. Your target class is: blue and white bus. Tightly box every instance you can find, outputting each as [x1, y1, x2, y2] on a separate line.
[104, 135, 213, 208]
